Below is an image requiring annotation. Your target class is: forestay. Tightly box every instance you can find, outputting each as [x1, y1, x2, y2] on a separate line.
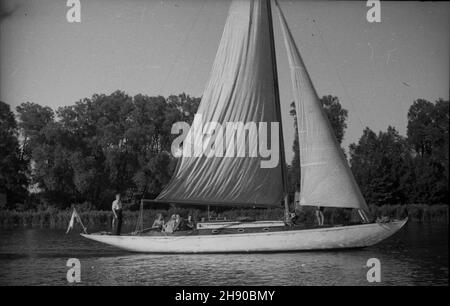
[275, 1, 369, 211]
[157, 0, 284, 207]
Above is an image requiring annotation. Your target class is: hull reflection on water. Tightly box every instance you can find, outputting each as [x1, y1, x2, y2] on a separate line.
[0, 221, 447, 285]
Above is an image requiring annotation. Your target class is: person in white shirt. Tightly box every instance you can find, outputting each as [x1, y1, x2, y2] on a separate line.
[163, 214, 177, 233]
[111, 193, 123, 235]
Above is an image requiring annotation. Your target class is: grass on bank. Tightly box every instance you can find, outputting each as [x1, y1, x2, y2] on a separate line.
[0, 204, 447, 229]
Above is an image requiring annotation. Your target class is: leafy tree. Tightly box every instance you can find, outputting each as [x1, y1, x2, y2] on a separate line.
[14, 89, 447, 210]
[406, 98, 449, 204]
[407, 99, 435, 157]
[16, 102, 54, 161]
[0, 101, 29, 208]
[349, 127, 413, 205]
[15, 92, 200, 209]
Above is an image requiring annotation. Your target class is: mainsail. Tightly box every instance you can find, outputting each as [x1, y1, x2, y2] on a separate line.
[275, 2, 369, 211]
[157, 0, 286, 207]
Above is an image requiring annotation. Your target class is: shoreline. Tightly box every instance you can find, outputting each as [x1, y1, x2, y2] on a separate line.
[0, 204, 447, 229]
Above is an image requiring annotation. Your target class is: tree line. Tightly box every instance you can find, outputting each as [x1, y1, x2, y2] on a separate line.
[0, 92, 448, 210]
[0, 91, 199, 210]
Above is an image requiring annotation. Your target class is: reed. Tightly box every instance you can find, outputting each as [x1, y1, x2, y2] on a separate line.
[0, 204, 447, 229]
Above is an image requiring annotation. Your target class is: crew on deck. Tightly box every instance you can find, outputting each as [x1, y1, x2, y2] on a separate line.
[153, 214, 196, 233]
[186, 215, 195, 230]
[152, 213, 165, 230]
[173, 214, 182, 231]
[289, 212, 299, 226]
[163, 215, 177, 233]
[112, 193, 123, 235]
[315, 206, 325, 226]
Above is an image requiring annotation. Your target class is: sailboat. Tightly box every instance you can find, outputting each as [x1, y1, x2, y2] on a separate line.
[82, 0, 407, 253]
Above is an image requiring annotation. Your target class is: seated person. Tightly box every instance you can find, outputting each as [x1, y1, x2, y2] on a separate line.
[163, 214, 177, 233]
[209, 211, 217, 221]
[186, 215, 195, 230]
[152, 213, 165, 230]
[173, 214, 183, 232]
[289, 212, 298, 225]
[177, 215, 195, 231]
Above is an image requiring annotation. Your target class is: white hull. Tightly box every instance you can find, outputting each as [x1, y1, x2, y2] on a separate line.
[81, 219, 407, 253]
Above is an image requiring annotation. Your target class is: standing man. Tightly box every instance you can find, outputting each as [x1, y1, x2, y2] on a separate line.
[315, 206, 325, 226]
[112, 193, 123, 235]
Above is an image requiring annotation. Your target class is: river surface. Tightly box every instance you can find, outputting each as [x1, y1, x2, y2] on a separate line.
[0, 221, 447, 286]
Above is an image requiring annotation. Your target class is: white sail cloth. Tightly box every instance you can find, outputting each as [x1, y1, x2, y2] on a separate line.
[275, 2, 369, 211]
[157, 0, 284, 207]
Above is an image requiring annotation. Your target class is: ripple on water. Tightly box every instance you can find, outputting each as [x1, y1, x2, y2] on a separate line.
[0, 222, 448, 286]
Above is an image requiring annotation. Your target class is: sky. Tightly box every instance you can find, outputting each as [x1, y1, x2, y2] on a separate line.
[1, 0, 449, 162]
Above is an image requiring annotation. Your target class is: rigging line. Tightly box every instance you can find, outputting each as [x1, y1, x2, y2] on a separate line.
[302, 5, 366, 132]
[158, 0, 207, 95]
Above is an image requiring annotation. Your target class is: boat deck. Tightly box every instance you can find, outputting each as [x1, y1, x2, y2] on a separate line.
[96, 220, 366, 237]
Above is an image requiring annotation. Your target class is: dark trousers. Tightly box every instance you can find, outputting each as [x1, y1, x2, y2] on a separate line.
[114, 209, 123, 235]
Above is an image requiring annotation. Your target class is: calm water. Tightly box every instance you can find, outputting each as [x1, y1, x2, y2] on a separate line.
[0, 222, 447, 286]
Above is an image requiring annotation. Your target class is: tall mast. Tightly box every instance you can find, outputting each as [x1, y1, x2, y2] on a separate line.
[266, 0, 290, 222]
